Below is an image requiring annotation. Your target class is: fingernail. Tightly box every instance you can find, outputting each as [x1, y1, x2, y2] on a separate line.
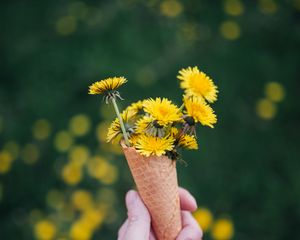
[126, 190, 137, 205]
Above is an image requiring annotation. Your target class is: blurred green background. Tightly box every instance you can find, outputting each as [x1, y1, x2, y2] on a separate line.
[1, 0, 300, 239]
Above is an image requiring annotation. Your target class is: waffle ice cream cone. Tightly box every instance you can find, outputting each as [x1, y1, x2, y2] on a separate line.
[121, 143, 182, 240]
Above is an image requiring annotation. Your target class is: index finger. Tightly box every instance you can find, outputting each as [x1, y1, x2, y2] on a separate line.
[179, 187, 197, 212]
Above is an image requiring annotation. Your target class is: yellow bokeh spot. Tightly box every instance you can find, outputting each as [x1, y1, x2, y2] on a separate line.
[69, 114, 91, 137]
[54, 131, 74, 152]
[193, 208, 213, 232]
[34, 220, 57, 240]
[69, 220, 93, 240]
[265, 82, 285, 102]
[46, 189, 64, 210]
[101, 164, 118, 185]
[56, 15, 77, 36]
[68, 1, 89, 20]
[32, 119, 51, 140]
[81, 207, 105, 229]
[87, 156, 109, 179]
[258, 0, 278, 14]
[177, 22, 199, 44]
[71, 190, 94, 211]
[211, 218, 234, 240]
[62, 163, 82, 185]
[0, 151, 13, 174]
[160, 0, 183, 18]
[68, 145, 90, 167]
[256, 98, 277, 120]
[220, 21, 240, 40]
[224, 0, 244, 16]
[3, 141, 19, 160]
[21, 144, 40, 165]
[96, 122, 110, 143]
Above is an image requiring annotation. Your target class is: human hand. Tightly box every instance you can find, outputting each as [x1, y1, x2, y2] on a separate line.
[118, 187, 203, 240]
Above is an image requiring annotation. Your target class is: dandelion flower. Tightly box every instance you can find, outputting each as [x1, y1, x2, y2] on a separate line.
[88, 77, 127, 103]
[178, 134, 198, 150]
[135, 115, 153, 134]
[134, 135, 175, 157]
[178, 67, 218, 103]
[143, 98, 182, 127]
[184, 96, 217, 128]
[126, 100, 144, 116]
[106, 109, 135, 142]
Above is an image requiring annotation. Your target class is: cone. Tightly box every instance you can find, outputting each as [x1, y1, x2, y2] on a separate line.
[121, 143, 182, 240]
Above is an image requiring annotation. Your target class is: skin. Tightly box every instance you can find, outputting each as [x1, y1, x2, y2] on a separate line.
[118, 187, 203, 240]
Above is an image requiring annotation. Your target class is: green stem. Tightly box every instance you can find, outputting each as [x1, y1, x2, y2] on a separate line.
[178, 103, 185, 112]
[111, 98, 130, 146]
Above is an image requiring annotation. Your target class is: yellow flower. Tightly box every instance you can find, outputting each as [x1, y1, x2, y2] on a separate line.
[129, 134, 141, 145]
[134, 135, 175, 157]
[34, 220, 57, 240]
[178, 134, 198, 149]
[193, 208, 213, 232]
[170, 127, 179, 137]
[135, 115, 153, 134]
[88, 77, 127, 95]
[178, 66, 218, 103]
[211, 218, 234, 240]
[106, 109, 135, 142]
[126, 100, 144, 116]
[143, 97, 182, 126]
[184, 96, 217, 128]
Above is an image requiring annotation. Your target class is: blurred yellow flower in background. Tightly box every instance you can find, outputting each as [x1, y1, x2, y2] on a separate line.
[34, 220, 57, 240]
[61, 163, 82, 185]
[256, 98, 277, 120]
[71, 190, 94, 211]
[68, 145, 90, 167]
[46, 189, 64, 210]
[143, 98, 182, 127]
[224, 0, 244, 16]
[265, 82, 285, 102]
[220, 21, 240, 40]
[32, 119, 51, 140]
[21, 144, 40, 165]
[54, 131, 74, 152]
[193, 207, 213, 232]
[69, 114, 91, 137]
[134, 135, 175, 157]
[178, 67, 218, 103]
[211, 218, 234, 240]
[184, 96, 217, 128]
[160, 0, 183, 18]
[258, 0, 278, 14]
[0, 151, 13, 174]
[56, 15, 77, 36]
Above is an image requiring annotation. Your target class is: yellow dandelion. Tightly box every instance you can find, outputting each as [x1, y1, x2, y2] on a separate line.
[106, 109, 135, 142]
[34, 220, 57, 240]
[88, 77, 127, 102]
[125, 100, 144, 116]
[128, 134, 140, 145]
[135, 115, 153, 134]
[193, 207, 213, 232]
[178, 134, 198, 150]
[143, 98, 182, 127]
[178, 66, 218, 103]
[170, 127, 179, 137]
[184, 96, 217, 128]
[134, 135, 175, 157]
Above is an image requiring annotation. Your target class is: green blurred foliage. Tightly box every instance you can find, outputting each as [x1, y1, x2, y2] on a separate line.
[1, 0, 300, 239]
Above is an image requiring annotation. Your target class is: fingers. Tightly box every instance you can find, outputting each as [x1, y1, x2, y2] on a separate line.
[179, 187, 198, 212]
[122, 190, 151, 240]
[118, 219, 128, 240]
[176, 211, 203, 240]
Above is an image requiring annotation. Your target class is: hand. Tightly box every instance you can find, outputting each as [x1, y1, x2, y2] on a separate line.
[118, 187, 203, 240]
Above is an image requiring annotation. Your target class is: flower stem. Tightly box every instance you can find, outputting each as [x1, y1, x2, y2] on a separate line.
[111, 98, 130, 146]
[178, 103, 185, 112]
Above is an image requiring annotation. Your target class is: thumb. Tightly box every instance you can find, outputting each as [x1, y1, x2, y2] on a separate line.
[123, 190, 151, 240]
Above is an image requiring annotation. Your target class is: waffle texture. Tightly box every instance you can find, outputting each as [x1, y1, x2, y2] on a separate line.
[122, 143, 182, 240]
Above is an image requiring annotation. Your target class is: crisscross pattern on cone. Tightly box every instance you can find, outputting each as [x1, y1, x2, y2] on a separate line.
[122, 144, 182, 240]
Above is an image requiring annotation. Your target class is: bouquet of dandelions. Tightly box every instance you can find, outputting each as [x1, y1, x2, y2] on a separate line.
[88, 66, 218, 240]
